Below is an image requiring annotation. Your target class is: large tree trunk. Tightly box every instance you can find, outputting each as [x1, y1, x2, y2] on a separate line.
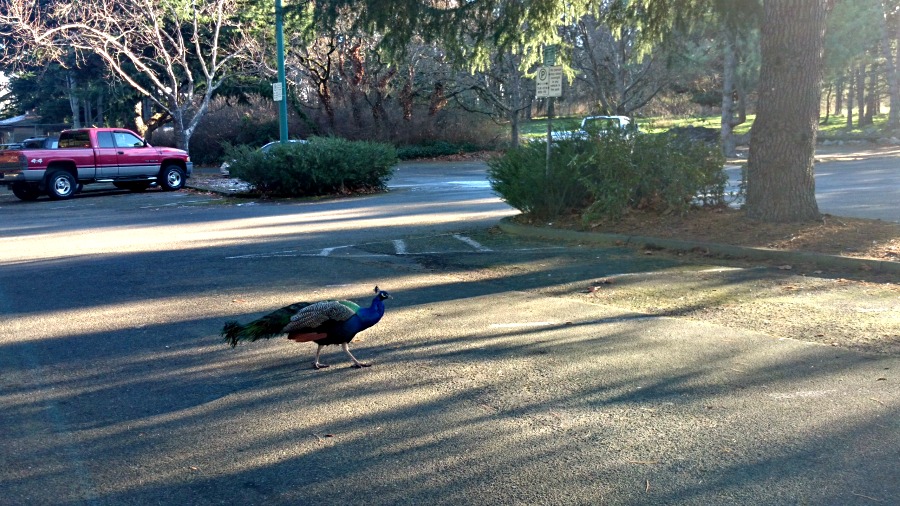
[509, 65, 523, 148]
[720, 29, 738, 157]
[834, 74, 843, 116]
[821, 83, 832, 125]
[171, 108, 188, 152]
[66, 73, 82, 129]
[720, 28, 749, 156]
[879, 2, 900, 128]
[846, 70, 854, 127]
[746, 0, 826, 222]
[856, 63, 866, 125]
[865, 62, 877, 123]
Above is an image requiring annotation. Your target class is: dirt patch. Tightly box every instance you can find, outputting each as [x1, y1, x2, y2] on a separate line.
[522, 207, 900, 262]
[574, 266, 900, 356]
[512, 209, 900, 356]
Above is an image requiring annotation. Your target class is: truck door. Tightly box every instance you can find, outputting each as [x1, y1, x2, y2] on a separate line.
[113, 131, 160, 178]
[94, 131, 119, 177]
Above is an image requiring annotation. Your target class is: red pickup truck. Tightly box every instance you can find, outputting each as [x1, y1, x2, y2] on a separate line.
[0, 127, 193, 201]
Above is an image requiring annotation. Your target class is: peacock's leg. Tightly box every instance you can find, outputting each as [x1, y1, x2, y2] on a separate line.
[342, 342, 371, 368]
[312, 344, 330, 369]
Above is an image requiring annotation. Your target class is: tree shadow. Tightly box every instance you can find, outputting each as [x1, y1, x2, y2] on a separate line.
[2, 294, 897, 504]
[1, 178, 897, 504]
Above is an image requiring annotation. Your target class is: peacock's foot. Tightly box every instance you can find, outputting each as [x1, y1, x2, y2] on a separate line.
[352, 362, 372, 368]
[313, 362, 330, 370]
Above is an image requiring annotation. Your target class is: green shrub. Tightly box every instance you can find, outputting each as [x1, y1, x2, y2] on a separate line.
[580, 132, 726, 219]
[225, 137, 397, 197]
[571, 133, 641, 219]
[488, 132, 725, 221]
[487, 141, 591, 219]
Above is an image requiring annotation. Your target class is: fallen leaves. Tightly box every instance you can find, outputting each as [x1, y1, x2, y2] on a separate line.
[586, 278, 616, 293]
[545, 208, 900, 262]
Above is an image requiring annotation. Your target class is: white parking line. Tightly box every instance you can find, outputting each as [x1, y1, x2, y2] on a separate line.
[227, 251, 393, 259]
[452, 234, 493, 252]
[226, 235, 565, 260]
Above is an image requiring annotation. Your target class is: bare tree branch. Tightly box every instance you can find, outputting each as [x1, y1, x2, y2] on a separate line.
[0, 0, 252, 151]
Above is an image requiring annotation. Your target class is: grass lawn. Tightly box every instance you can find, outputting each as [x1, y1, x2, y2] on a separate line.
[519, 112, 897, 141]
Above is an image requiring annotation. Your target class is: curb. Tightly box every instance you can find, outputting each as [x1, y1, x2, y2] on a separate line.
[185, 178, 253, 196]
[498, 217, 900, 274]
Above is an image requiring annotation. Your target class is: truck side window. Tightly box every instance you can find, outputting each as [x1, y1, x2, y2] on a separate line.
[113, 131, 144, 148]
[97, 132, 115, 148]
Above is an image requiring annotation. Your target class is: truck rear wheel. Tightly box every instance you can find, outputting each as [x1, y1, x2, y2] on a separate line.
[46, 170, 77, 200]
[11, 182, 41, 201]
[159, 164, 185, 191]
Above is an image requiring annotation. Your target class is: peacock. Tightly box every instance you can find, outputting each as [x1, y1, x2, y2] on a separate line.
[222, 287, 392, 369]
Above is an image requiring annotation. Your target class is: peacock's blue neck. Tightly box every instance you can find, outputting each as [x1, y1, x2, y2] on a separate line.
[356, 297, 385, 329]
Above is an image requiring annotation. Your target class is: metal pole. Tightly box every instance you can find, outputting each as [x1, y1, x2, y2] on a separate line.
[275, 0, 289, 143]
[542, 45, 557, 178]
[545, 98, 553, 178]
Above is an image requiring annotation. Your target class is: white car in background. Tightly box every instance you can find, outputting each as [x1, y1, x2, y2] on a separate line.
[220, 139, 307, 176]
[550, 115, 636, 142]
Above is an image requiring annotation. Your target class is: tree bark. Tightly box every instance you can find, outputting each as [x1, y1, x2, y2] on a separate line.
[66, 73, 82, 129]
[720, 29, 738, 157]
[847, 69, 854, 127]
[746, 0, 826, 222]
[834, 74, 843, 116]
[856, 63, 866, 125]
[865, 61, 877, 123]
[172, 109, 187, 152]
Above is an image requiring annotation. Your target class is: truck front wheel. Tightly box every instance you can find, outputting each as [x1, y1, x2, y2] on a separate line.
[46, 170, 77, 200]
[11, 183, 41, 201]
[159, 164, 185, 191]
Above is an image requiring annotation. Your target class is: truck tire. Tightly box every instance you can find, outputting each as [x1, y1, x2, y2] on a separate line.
[11, 183, 41, 201]
[46, 170, 77, 200]
[159, 164, 185, 191]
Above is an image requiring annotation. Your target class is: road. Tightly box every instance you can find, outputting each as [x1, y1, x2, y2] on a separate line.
[814, 146, 900, 222]
[723, 145, 900, 222]
[0, 156, 897, 505]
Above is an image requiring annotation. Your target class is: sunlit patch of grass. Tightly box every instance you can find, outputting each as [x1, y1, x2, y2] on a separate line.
[518, 112, 897, 143]
[520, 114, 755, 140]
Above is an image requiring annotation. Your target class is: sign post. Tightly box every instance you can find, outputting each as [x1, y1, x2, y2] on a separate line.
[275, 0, 288, 143]
[537, 46, 562, 176]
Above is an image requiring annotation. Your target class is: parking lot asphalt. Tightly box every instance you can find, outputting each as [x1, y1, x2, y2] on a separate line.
[0, 159, 897, 505]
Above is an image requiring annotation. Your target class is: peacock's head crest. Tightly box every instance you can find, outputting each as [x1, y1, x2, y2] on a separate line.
[373, 286, 392, 300]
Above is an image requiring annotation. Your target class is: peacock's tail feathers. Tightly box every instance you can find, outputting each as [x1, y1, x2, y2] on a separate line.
[222, 321, 243, 348]
[222, 302, 312, 348]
